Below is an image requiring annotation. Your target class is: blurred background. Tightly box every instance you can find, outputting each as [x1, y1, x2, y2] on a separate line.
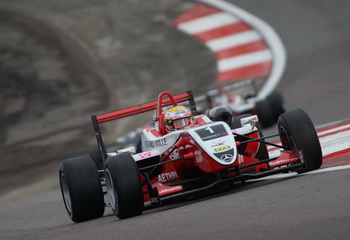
[0, 0, 216, 196]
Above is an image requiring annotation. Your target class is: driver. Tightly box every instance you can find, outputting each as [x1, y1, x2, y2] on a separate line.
[165, 105, 193, 130]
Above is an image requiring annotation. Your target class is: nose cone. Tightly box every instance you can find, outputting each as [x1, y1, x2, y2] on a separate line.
[189, 122, 237, 165]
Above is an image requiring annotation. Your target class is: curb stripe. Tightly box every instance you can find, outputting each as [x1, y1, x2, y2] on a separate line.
[215, 40, 268, 59]
[267, 122, 350, 167]
[194, 22, 252, 41]
[174, 3, 272, 81]
[173, 3, 221, 25]
[205, 30, 261, 51]
[318, 123, 350, 136]
[218, 49, 272, 71]
[177, 12, 239, 35]
[217, 62, 272, 81]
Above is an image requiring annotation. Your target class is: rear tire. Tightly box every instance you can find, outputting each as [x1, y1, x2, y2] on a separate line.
[105, 153, 144, 219]
[267, 90, 285, 122]
[88, 146, 104, 170]
[255, 99, 275, 128]
[59, 156, 105, 222]
[278, 109, 323, 173]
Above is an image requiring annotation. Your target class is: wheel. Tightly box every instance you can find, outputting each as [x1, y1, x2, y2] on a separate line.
[104, 153, 144, 219]
[207, 106, 233, 126]
[59, 156, 105, 222]
[278, 109, 323, 173]
[231, 114, 250, 129]
[88, 146, 104, 170]
[231, 114, 269, 160]
[255, 99, 275, 128]
[267, 90, 285, 122]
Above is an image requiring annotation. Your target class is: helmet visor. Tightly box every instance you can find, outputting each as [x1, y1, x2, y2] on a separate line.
[173, 117, 192, 129]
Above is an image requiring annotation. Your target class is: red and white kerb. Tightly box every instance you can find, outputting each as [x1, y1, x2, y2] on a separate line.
[173, 3, 272, 82]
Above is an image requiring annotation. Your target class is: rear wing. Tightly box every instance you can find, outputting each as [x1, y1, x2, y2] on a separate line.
[91, 91, 197, 162]
[94, 91, 197, 124]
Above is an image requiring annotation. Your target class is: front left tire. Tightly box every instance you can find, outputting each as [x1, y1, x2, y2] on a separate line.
[59, 155, 105, 222]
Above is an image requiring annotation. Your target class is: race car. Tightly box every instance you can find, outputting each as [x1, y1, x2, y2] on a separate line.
[116, 80, 284, 149]
[194, 80, 286, 128]
[59, 90, 322, 222]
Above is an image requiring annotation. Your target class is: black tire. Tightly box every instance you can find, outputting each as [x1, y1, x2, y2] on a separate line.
[267, 90, 285, 122]
[231, 114, 269, 160]
[59, 156, 105, 222]
[231, 114, 250, 129]
[88, 146, 104, 170]
[278, 109, 323, 173]
[255, 99, 275, 128]
[105, 153, 144, 219]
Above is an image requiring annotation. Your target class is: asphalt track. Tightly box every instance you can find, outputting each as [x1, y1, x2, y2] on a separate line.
[1, 0, 350, 239]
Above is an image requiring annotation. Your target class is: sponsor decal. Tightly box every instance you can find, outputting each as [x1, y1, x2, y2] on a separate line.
[195, 124, 228, 141]
[214, 145, 230, 152]
[195, 150, 203, 163]
[158, 185, 183, 195]
[201, 132, 228, 141]
[145, 138, 167, 148]
[238, 154, 244, 164]
[220, 154, 233, 162]
[139, 151, 152, 158]
[269, 157, 299, 167]
[210, 139, 226, 148]
[158, 171, 179, 183]
[169, 148, 180, 160]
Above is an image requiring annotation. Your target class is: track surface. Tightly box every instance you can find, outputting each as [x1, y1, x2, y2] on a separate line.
[1, 0, 350, 239]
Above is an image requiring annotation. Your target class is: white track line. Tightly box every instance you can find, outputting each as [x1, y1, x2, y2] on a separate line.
[248, 165, 350, 182]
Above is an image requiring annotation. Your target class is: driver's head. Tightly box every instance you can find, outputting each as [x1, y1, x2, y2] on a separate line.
[165, 106, 193, 130]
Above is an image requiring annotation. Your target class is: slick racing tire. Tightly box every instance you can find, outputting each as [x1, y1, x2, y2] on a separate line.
[255, 99, 275, 128]
[88, 146, 104, 170]
[59, 156, 105, 222]
[267, 90, 285, 122]
[105, 153, 144, 219]
[231, 114, 269, 161]
[278, 109, 323, 173]
[231, 114, 250, 129]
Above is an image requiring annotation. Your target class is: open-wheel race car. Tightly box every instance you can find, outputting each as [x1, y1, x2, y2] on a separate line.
[195, 80, 286, 128]
[59, 90, 322, 222]
[116, 81, 284, 149]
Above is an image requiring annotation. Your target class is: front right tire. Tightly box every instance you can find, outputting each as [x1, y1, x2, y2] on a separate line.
[278, 109, 323, 173]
